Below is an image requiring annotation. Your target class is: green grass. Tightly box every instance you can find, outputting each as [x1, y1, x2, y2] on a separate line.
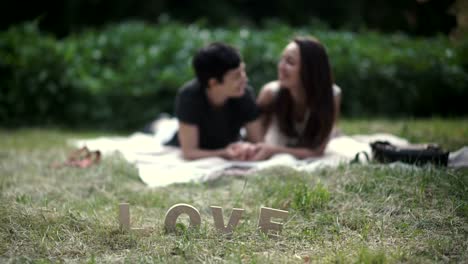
[1, 119, 467, 263]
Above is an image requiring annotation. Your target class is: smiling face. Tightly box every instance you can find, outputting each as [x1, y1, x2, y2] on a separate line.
[278, 42, 302, 93]
[215, 62, 248, 98]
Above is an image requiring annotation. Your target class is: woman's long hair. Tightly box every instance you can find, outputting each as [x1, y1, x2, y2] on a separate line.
[271, 36, 335, 148]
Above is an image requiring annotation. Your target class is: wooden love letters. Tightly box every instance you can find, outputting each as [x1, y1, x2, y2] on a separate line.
[119, 203, 288, 235]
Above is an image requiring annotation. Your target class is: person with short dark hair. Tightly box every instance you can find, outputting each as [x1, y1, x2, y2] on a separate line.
[253, 36, 341, 160]
[166, 42, 262, 160]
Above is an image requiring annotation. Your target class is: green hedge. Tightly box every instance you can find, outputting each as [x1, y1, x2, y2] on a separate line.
[1, 22, 467, 130]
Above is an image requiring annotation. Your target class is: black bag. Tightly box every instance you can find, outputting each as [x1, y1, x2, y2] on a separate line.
[370, 141, 449, 166]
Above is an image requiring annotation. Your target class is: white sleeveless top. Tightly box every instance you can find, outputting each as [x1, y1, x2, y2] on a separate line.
[264, 84, 341, 147]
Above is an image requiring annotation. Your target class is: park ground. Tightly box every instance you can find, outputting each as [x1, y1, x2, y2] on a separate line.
[1, 118, 467, 263]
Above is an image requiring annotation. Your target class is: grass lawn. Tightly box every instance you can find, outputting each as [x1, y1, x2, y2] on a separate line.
[1, 118, 467, 263]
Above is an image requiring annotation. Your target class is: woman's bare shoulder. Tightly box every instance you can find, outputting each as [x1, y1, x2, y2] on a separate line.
[257, 81, 280, 106]
[262, 80, 280, 92]
[333, 83, 342, 96]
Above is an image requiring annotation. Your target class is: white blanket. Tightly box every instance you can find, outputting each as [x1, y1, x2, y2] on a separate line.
[71, 118, 468, 187]
[71, 131, 416, 187]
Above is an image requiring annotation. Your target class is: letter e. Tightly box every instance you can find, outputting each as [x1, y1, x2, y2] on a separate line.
[258, 207, 288, 234]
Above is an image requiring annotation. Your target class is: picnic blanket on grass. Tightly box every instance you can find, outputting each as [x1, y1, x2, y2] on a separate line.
[71, 118, 468, 187]
[71, 132, 413, 187]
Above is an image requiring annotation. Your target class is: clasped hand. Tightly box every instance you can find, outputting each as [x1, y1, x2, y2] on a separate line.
[225, 142, 274, 161]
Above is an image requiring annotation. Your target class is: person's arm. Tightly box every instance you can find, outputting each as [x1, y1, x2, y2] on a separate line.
[178, 121, 234, 160]
[250, 82, 337, 161]
[255, 81, 278, 138]
[174, 83, 237, 160]
[330, 84, 342, 137]
[251, 142, 326, 161]
[244, 118, 263, 143]
[333, 88, 341, 124]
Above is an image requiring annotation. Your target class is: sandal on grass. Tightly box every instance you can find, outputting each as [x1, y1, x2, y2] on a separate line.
[51, 146, 101, 169]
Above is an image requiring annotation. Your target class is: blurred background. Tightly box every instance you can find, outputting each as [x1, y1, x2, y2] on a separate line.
[0, 0, 459, 36]
[1, 0, 467, 130]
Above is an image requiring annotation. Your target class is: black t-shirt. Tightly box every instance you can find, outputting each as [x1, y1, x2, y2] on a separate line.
[166, 79, 260, 149]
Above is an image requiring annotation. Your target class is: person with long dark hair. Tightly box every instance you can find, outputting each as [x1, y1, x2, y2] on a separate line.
[252, 36, 341, 160]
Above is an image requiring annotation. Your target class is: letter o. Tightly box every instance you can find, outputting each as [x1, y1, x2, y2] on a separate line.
[164, 203, 201, 232]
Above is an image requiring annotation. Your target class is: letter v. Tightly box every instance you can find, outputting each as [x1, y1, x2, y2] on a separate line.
[210, 206, 244, 234]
